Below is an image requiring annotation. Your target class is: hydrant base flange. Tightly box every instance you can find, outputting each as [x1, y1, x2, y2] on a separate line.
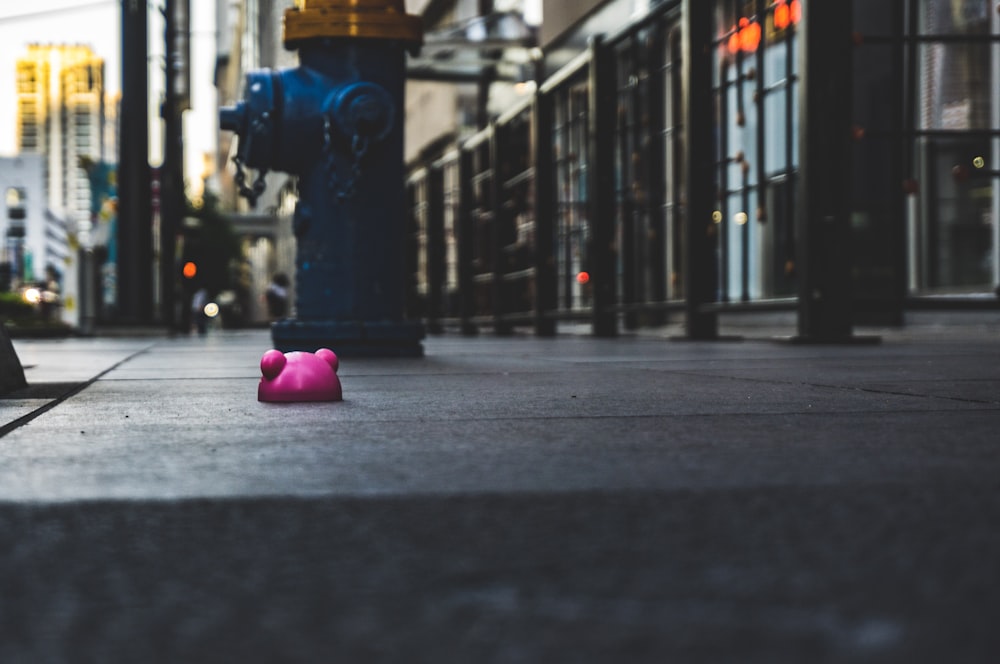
[272, 319, 424, 357]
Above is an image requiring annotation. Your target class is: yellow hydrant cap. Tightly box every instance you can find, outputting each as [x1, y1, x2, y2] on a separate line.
[284, 0, 423, 48]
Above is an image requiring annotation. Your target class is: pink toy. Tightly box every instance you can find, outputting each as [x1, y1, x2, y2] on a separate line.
[258, 348, 343, 402]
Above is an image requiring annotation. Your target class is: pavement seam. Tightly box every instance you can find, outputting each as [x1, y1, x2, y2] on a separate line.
[843, 384, 1000, 406]
[0, 344, 155, 439]
[668, 369, 1000, 406]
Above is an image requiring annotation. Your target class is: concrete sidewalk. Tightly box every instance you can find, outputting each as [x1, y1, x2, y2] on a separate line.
[1, 324, 999, 661]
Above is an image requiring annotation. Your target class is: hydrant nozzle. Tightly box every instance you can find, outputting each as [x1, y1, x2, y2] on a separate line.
[284, 0, 423, 51]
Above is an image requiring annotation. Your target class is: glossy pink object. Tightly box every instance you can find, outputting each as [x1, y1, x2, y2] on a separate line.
[258, 348, 343, 402]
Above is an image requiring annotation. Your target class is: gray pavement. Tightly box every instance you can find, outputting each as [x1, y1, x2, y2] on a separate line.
[1, 319, 999, 662]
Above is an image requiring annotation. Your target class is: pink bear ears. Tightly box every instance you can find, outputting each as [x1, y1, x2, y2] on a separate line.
[260, 349, 286, 380]
[260, 347, 339, 380]
[315, 348, 339, 372]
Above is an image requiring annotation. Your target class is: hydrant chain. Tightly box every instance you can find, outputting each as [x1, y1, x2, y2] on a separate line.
[323, 116, 371, 203]
[233, 155, 269, 207]
[345, 134, 369, 201]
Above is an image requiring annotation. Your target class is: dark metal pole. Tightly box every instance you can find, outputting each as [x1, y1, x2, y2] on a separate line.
[426, 164, 445, 334]
[488, 125, 509, 334]
[754, 0, 768, 298]
[681, 0, 719, 338]
[118, 0, 153, 323]
[647, 25, 668, 323]
[620, 67, 637, 330]
[161, 0, 183, 331]
[893, 0, 913, 319]
[795, 0, 858, 341]
[533, 88, 557, 337]
[458, 146, 478, 335]
[588, 35, 617, 337]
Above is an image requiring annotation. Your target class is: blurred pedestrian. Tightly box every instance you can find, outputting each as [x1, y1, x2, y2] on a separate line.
[265, 273, 289, 320]
[39, 266, 61, 321]
[192, 287, 209, 335]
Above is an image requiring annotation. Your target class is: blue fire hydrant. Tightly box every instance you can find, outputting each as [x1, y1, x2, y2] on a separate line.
[220, 0, 424, 356]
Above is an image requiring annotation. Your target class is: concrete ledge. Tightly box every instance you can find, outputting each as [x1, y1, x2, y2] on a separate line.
[0, 322, 27, 395]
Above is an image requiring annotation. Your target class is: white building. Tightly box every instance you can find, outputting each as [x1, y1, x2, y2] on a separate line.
[0, 154, 69, 292]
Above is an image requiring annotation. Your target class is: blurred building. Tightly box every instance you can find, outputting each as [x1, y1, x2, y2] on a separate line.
[15, 44, 114, 326]
[17, 44, 111, 238]
[214, 0, 297, 325]
[0, 154, 68, 293]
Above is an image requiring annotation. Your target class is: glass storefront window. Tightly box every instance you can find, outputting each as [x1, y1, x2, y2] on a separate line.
[614, 23, 674, 326]
[912, 0, 999, 294]
[442, 157, 460, 296]
[406, 173, 429, 306]
[919, 0, 991, 36]
[713, 0, 799, 302]
[663, 29, 684, 300]
[919, 43, 994, 131]
[553, 80, 592, 312]
[917, 137, 995, 291]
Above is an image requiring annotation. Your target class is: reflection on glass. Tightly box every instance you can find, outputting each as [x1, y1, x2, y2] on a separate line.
[920, 44, 993, 130]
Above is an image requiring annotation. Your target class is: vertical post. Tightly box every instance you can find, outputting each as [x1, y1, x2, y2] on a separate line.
[795, 0, 855, 340]
[477, 67, 496, 131]
[161, 0, 184, 331]
[426, 163, 445, 334]
[620, 61, 637, 330]
[888, 0, 907, 322]
[754, 0, 768, 300]
[118, 0, 153, 323]
[533, 91, 557, 336]
[588, 35, 618, 337]
[458, 146, 478, 335]
[682, 0, 719, 338]
[78, 245, 95, 335]
[992, 3, 1000, 294]
[718, 56, 730, 304]
[489, 125, 510, 334]
[647, 25, 668, 323]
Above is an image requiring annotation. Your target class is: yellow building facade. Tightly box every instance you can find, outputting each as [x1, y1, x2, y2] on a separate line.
[15, 44, 110, 327]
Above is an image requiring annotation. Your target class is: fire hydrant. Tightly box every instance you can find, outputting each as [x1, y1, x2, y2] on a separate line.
[220, 0, 424, 356]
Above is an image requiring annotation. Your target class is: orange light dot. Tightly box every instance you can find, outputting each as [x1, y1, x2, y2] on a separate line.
[790, 0, 801, 25]
[728, 28, 741, 55]
[775, 1, 790, 29]
[577, 271, 590, 285]
[183, 262, 197, 279]
[740, 20, 760, 52]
